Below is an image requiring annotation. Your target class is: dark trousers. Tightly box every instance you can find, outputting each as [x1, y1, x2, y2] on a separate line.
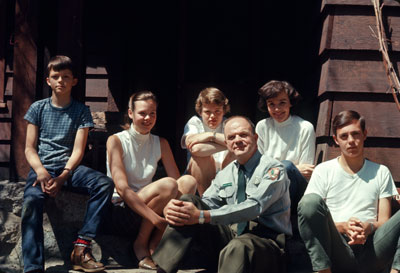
[152, 194, 286, 273]
[298, 193, 400, 273]
[281, 160, 308, 214]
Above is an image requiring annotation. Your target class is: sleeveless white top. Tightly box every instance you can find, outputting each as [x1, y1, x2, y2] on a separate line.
[107, 125, 161, 201]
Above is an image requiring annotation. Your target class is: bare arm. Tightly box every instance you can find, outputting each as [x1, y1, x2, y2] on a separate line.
[107, 135, 166, 229]
[160, 137, 180, 179]
[185, 132, 227, 157]
[45, 127, 89, 197]
[25, 123, 51, 192]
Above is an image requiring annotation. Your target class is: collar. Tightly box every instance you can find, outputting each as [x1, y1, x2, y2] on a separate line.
[272, 114, 292, 127]
[234, 150, 262, 175]
[128, 124, 150, 144]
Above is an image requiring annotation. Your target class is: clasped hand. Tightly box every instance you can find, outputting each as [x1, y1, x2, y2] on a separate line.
[346, 217, 367, 245]
[163, 199, 199, 226]
[33, 169, 65, 197]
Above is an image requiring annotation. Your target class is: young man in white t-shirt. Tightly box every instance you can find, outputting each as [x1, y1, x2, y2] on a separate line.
[298, 110, 400, 273]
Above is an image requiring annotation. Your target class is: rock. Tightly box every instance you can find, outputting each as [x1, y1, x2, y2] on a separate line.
[0, 180, 135, 273]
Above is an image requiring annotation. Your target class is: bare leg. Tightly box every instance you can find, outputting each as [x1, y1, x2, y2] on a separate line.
[133, 178, 178, 260]
[187, 155, 216, 196]
[391, 269, 399, 273]
[176, 175, 197, 197]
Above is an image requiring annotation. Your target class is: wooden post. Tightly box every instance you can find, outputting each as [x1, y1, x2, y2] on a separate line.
[0, 0, 7, 108]
[11, 0, 39, 179]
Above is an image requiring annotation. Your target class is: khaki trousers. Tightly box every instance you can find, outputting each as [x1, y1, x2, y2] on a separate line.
[152, 194, 286, 273]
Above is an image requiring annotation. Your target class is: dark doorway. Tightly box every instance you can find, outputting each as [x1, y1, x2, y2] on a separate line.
[83, 0, 322, 170]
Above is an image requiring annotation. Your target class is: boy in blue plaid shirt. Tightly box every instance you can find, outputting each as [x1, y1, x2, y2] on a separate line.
[21, 55, 113, 273]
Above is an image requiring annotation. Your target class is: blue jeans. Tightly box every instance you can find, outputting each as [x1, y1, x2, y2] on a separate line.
[281, 160, 308, 214]
[21, 165, 114, 272]
[298, 193, 400, 272]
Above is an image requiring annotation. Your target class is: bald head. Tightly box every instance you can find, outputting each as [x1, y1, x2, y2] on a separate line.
[224, 116, 258, 165]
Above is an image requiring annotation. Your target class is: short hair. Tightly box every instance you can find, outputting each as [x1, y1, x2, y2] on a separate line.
[195, 87, 230, 115]
[122, 91, 158, 129]
[223, 115, 255, 134]
[257, 80, 302, 112]
[332, 110, 366, 136]
[47, 55, 76, 77]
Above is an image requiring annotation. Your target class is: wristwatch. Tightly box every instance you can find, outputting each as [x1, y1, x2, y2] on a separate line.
[63, 167, 73, 177]
[199, 210, 205, 224]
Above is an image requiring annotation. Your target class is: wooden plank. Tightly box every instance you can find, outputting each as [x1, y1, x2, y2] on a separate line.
[5, 75, 13, 95]
[0, 144, 10, 162]
[85, 79, 109, 97]
[11, 0, 39, 179]
[322, 0, 400, 10]
[330, 100, 400, 137]
[320, 14, 334, 55]
[320, 14, 400, 52]
[318, 144, 400, 182]
[0, 122, 11, 140]
[0, 0, 6, 107]
[0, 100, 12, 118]
[318, 58, 399, 95]
[316, 99, 333, 137]
[85, 101, 108, 112]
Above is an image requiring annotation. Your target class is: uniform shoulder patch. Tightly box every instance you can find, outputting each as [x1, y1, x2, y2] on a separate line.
[266, 167, 280, 181]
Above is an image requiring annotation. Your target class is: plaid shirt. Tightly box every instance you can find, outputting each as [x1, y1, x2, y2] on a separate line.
[24, 97, 93, 170]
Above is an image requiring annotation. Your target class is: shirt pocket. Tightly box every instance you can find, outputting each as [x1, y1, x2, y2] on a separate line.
[218, 185, 235, 201]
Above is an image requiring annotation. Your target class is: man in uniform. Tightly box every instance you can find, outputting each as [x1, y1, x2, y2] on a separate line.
[152, 115, 292, 273]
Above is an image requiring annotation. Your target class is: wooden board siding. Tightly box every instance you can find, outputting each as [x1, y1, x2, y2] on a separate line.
[320, 12, 400, 53]
[11, 0, 39, 179]
[319, 57, 400, 96]
[317, 100, 400, 138]
[316, 143, 400, 180]
[317, 1, 400, 182]
[0, 0, 6, 109]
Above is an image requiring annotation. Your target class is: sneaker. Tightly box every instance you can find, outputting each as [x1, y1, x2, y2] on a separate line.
[70, 245, 105, 272]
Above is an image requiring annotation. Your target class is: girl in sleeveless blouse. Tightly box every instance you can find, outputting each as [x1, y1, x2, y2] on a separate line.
[107, 91, 196, 269]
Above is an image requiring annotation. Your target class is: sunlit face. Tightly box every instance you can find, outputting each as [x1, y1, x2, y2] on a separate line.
[224, 117, 258, 164]
[201, 103, 224, 129]
[333, 120, 367, 160]
[129, 99, 157, 134]
[266, 91, 292, 123]
[46, 69, 77, 96]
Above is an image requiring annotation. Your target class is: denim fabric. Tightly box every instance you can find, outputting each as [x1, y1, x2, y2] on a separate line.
[298, 193, 400, 273]
[281, 160, 308, 214]
[21, 165, 113, 272]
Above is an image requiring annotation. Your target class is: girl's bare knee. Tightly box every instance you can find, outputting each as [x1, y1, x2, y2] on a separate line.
[159, 177, 178, 198]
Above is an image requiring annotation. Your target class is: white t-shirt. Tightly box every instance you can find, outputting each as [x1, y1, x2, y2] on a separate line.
[255, 115, 315, 165]
[181, 115, 227, 170]
[305, 158, 397, 222]
[107, 126, 161, 201]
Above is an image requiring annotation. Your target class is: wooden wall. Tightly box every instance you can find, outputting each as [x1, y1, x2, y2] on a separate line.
[316, 0, 400, 182]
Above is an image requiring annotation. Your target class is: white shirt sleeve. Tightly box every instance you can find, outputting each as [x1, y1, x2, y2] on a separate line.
[298, 121, 316, 165]
[255, 120, 266, 153]
[181, 116, 204, 149]
[378, 165, 398, 199]
[304, 163, 327, 199]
